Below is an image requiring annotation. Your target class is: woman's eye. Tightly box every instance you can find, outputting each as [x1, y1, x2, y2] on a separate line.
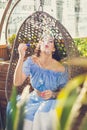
[49, 41, 53, 43]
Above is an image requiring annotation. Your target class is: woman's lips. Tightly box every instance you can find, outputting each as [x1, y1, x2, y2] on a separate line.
[45, 45, 49, 48]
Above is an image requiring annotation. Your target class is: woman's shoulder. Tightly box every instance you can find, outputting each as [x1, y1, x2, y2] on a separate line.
[26, 55, 40, 67]
[52, 59, 66, 73]
[24, 56, 34, 65]
[31, 55, 37, 60]
[25, 55, 36, 62]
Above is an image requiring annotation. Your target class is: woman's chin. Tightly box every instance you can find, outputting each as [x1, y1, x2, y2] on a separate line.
[45, 50, 51, 55]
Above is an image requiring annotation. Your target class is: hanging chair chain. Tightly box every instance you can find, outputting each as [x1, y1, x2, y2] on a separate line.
[38, 0, 44, 11]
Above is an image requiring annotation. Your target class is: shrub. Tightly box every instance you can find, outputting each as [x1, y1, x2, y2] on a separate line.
[74, 37, 87, 57]
[8, 34, 16, 47]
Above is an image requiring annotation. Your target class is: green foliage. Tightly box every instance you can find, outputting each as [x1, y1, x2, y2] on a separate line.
[56, 73, 86, 129]
[6, 86, 25, 130]
[6, 87, 17, 130]
[74, 37, 87, 57]
[56, 74, 87, 130]
[56, 56, 87, 130]
[60, 89, 78, 130]
[8, 34, 16, 47]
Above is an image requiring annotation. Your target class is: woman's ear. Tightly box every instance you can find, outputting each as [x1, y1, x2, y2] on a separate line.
[53, 48, 55, 52]
[36, 42, 40, 49]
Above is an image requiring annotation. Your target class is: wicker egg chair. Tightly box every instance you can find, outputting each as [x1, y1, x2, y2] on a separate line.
[5, 11, 82, 100]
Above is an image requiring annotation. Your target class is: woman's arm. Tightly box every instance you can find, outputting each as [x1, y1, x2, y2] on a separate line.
[13, 44, 27, 86]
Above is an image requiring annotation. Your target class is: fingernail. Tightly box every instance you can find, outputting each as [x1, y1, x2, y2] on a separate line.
[26, 43, 30, 47]
[40, 92, 45, 97]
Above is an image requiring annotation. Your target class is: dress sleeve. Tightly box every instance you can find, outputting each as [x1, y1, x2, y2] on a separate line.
[57, 65, 69, 89]
[22, 57, 32, 77]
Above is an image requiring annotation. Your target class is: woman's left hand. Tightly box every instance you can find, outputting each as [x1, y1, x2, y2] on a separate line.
[40, 90, 54, 100]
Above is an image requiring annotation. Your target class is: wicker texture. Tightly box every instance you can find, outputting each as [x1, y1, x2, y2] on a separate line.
[5, 11, 82, 100]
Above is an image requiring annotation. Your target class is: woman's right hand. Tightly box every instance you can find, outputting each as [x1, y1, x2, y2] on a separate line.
[18, 43, 27, 59]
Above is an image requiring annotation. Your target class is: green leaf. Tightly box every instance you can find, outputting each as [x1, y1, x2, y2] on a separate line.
[64, 76, 87, 130]
[13, 103, 25, 130]
[60, 89, 78, 130]
[6, 86, 17, 130]
[56, 74, 86, 130]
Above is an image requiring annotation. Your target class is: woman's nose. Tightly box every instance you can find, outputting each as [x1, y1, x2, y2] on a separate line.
[44, 41, 49, 45]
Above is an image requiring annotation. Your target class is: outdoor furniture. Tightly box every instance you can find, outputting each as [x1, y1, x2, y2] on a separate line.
[0, 61, 9, 130]
[0, 105, 3, 129]
[0, 102, 5, 130]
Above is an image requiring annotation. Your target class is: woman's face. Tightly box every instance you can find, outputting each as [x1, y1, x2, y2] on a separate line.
[40, 35, 55, 54]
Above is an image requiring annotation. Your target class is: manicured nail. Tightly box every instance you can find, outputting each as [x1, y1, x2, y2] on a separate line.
[26, 43, 30, 47]
[40, 92, 45, 97]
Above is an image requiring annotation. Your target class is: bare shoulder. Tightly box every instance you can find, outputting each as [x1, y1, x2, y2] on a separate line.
[31, 55, 40, 65]
[52, 59, 65, 72]
[31, 55, 38, 62]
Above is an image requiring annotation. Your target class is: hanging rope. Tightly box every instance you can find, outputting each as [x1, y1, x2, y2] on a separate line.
[38, 0, 44, 11]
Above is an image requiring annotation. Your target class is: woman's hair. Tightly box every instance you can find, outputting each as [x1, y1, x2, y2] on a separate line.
[34, 44, 41, 57]
[52, 40, 61, 61]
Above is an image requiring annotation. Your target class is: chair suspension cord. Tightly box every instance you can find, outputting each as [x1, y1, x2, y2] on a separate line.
[38, 0, 44, 11]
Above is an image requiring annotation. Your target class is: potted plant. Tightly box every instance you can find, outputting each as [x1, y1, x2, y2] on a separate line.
[8, 34, 16, 48]
[7, 34, 16, 59]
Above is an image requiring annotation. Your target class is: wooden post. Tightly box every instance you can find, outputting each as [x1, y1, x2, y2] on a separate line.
[0, 44, 9, 60]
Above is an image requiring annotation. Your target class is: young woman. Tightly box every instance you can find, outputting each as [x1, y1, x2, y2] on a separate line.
[13, 32, 69, 130]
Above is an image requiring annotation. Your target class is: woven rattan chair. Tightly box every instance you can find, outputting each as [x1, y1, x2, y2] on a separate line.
[5, 11, 83, 100]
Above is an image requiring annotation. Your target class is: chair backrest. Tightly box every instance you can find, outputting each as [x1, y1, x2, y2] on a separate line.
[5, 11, 82, 100]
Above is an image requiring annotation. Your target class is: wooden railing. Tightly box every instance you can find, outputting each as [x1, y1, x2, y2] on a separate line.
[0, 61, 9, 129]
[0, 44, 9, 61]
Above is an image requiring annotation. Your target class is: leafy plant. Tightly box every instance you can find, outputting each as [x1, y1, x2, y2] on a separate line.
[74, 37, 87, 57]
[8, 34, 16, 47]
[55, 57, 87, 130]
[6, 86, 26, 130]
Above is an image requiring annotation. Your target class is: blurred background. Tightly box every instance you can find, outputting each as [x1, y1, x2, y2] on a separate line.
[0, 0, 87, 44]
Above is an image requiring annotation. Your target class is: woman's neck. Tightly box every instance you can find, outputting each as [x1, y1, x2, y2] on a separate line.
[39, 52, 52, 63]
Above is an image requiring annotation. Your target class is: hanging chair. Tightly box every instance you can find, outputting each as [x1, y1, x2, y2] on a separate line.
[5, 11, 83, 100]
